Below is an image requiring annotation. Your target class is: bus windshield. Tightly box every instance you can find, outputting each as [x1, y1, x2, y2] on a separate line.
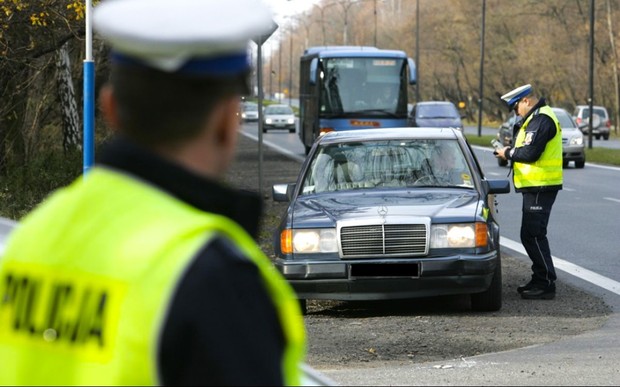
[319, 57, 407, 117]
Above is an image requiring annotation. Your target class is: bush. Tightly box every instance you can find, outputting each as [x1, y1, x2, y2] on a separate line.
[0, 149, 82, 220]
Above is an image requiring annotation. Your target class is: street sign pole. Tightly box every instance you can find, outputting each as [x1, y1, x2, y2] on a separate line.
[253, 21, 278, 196]
[83, 0, 95, 175]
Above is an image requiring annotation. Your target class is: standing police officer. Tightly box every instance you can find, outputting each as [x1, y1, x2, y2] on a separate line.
[0, 0, 308, 385]
[495, 84, 563, 300]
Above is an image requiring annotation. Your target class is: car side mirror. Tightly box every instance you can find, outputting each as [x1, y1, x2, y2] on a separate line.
[272, 183, 296, 202]
[484, 179, 511, 195]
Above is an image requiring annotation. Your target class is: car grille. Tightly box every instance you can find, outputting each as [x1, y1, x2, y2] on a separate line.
[340, 224, 428, 258]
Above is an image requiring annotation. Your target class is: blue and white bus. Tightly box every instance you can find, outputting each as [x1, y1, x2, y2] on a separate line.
[299, 46, 417, 154]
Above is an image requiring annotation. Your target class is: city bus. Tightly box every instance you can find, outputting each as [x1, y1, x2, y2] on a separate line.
[298, 46, 417, 154]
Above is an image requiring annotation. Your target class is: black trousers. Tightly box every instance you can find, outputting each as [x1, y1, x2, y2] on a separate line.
[520, 190, 558, 286]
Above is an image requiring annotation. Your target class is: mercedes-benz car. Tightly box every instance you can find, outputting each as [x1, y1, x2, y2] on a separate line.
[272, 128, 510, 313]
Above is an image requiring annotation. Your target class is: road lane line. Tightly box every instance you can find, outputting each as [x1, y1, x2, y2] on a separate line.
[604, 197, 620, 203]
[240, 131, 305, 162]
[501, 238, 620, 296]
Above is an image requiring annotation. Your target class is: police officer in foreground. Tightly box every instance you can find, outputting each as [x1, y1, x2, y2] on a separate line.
[0, 0, 309, 385]
[495, 84, 563, 300]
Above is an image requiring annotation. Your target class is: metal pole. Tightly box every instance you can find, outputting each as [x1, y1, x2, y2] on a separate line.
[289, 31, 293, 106]
[279, 39, 282, 103]
[257, 42, 264, 195]
[415, 0, 420, 103]
[374, 0, 377, 46]
[83, 0, 95, 175]
[270, 46, 274, 100]
[588, 0, 595, 149]
[477, 0, 486, 137]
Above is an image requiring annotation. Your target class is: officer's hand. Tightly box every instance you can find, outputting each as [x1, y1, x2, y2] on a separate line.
[495, 146, 510, 160]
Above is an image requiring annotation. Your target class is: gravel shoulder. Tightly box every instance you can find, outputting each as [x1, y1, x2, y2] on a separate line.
[228, 134, 612, 370]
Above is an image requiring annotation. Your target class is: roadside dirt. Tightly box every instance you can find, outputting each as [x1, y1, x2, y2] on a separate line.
[228, 134, 612, 370]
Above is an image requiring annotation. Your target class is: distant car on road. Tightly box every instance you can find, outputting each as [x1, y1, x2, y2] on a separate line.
[408, 101, 464, 132]
[496, 107, 585, 168]
[263, 104, 296, 133]
[573, 105, 611, 140]
[239, 101, 259, 122]
[272, 127, 511, 313]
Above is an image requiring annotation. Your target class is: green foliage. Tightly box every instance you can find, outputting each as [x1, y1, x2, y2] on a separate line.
[0, 148, 82, 220]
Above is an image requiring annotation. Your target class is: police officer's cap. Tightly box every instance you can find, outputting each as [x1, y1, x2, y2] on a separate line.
[93, 0, 274, 77]
[500, 84, 532, 111]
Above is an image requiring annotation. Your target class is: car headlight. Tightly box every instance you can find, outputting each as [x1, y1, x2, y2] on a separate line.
[287, 118, 295, 124]
[241, 113, 247, 118]
[280, 228, 338, 254]
[430, 223, 488, 248]
[265, 118, 273, 124]
[569, 136, 583, 145]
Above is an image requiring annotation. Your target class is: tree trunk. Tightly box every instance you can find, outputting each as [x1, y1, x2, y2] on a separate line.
[606, 0, 619, 134]
[56, 42, 82, 152]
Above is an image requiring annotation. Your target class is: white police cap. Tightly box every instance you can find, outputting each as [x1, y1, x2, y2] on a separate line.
[500, 84, 532, 111]
[93, 0, 274, 75]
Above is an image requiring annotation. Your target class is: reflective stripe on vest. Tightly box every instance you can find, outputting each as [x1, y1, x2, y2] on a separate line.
[0, 167, 305, 385]
[513, 105, 563, 188]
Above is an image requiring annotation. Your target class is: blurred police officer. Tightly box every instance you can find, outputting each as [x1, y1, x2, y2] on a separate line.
[495, 84, 563, 300]
[0, 0, 307, 385]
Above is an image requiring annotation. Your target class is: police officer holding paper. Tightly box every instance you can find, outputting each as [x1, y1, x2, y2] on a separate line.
[495, 84, 563, 300]
[0, 0, 310, 385]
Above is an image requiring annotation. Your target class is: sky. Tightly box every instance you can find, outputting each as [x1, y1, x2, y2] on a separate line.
[263, 0, 321, 27]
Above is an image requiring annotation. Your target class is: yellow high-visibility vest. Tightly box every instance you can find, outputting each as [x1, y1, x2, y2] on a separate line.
[513, 105, 563, 188]
[0, 167, 305, 385]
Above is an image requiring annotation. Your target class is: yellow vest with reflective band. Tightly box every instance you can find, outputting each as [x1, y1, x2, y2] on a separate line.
[513, 105, 563, 189]
[0, 167, 305, 386]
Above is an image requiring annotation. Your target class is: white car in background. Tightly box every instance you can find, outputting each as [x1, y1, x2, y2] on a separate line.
[263, 104, 296, 133]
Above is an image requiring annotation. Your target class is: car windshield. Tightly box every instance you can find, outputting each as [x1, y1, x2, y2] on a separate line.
[300, 139, 475, 194]
[554, 110, 577, 129]
[577, 107, 607, 118]
[417, 104, 458, 119]
[243, 104, 258, 112]
[265, 106, 293, 115]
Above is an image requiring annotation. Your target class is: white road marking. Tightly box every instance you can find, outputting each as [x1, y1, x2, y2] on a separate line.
[604, 197, 620, 203]
[501, 238, 620, 296]
[240, 131, 305, 162]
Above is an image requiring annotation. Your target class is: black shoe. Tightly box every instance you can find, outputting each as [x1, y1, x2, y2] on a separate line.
[517, 281, 535, 294]
[521, 283, 556, 300]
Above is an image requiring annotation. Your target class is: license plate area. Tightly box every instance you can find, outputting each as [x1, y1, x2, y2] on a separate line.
[349, 263, 419, 278]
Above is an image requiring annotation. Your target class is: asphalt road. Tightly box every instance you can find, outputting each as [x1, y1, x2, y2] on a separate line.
[241, 120, 620, 386]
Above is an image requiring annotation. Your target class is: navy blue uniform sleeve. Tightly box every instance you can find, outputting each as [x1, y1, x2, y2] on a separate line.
[157, 238, 286, 386]
[509, 114, 557, 163]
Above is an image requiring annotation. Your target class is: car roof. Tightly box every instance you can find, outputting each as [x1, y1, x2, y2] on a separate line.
[415, 101, 456, 106]
[551, 107, 570, 114]
[319, 127, 463, 145]
[265, 104, 291, 109]
[575, 105, 607, 109]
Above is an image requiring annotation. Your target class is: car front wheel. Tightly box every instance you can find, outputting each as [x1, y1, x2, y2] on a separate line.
[470, 255, 502, 312]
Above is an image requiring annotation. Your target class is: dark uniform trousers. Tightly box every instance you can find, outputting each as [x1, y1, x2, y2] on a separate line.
[520, 190, 558, 286]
